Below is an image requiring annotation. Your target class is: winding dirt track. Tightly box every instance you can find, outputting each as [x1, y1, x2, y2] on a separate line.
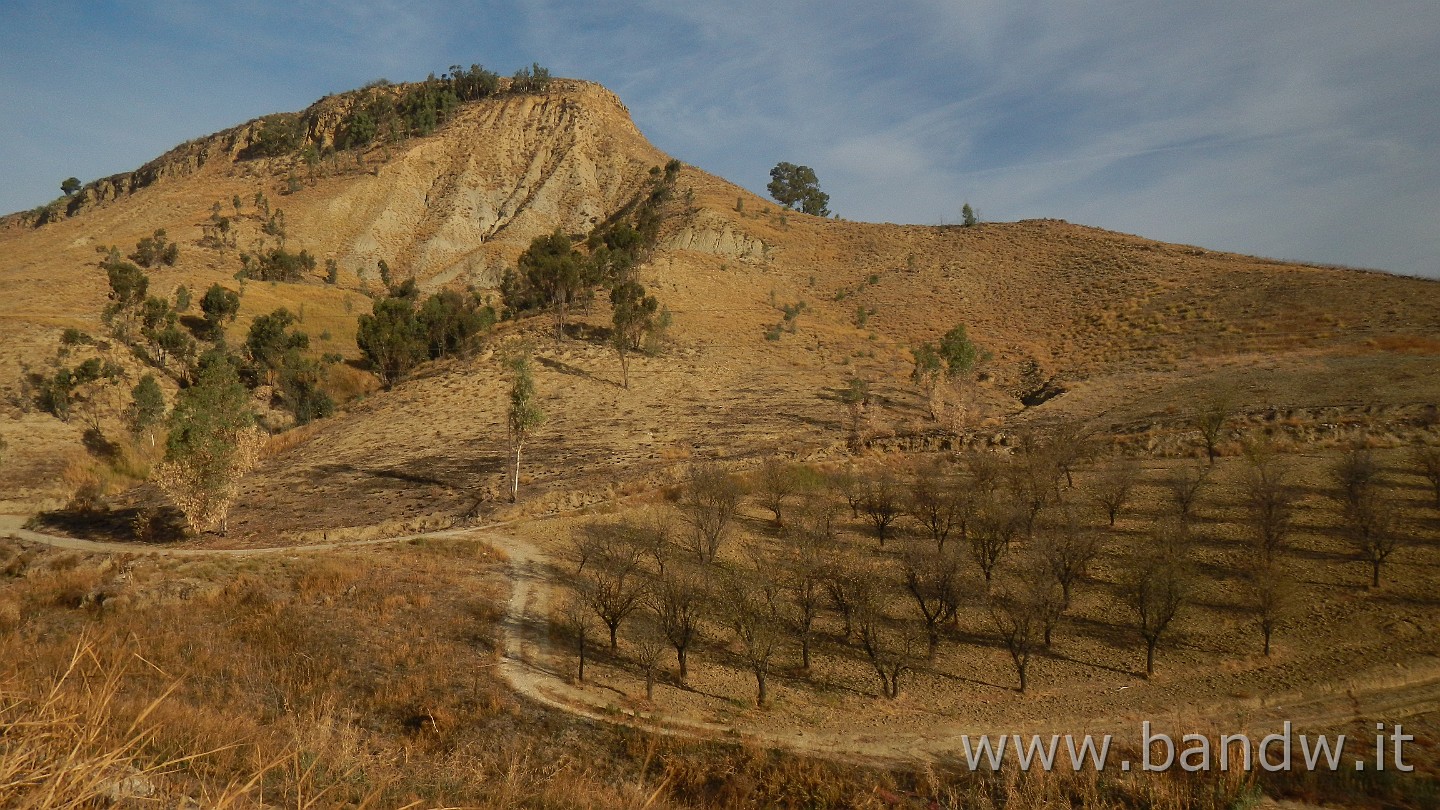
[6, 513, 1440, 767]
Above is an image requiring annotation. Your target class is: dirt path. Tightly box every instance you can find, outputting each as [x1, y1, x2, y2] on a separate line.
[8, 513, 1440, 768]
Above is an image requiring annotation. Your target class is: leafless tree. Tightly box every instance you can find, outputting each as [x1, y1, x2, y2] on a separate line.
[568, 520, 630, 575]
[970, 496, 1023, 584]
[988, 576, 1049, 692]
[909, 462, 962, 551]
[855, 593, 925, 699]
[829, 468, 864, 518]
[1006, 446, 1063, 538]
[558, 595, 593, 683]
[1036, 511, 1102, 606]
[576, 526, 648, 650]
[1341, 489, 1401, 588]
[962, 449, 1003, 499]
[1092, 457, 1141, 527]
[1243, 450, 1297, 564]
[1412, 444, 1440, 509]
[899, 545, 967, 656]
[724, 569, 785, 707]
[680, 463, 745, 564]
[1246, 560, 1295, 656]
[1120, 524, 1191, 678]
[629, 613, 669, 701]
[1048, 420, 1095, 489]
[826, 562, 879, 641]
[755, 456, 798, 527]
[637, 510, 677, 578]
[650, 565, 708, 685]
[1164, 462, 1210, 523]
[1332, 444, 1380, 510]
[775, 525, 828, 670]
[860, 472, 904, 546]
[1196, 391, 1234, 463]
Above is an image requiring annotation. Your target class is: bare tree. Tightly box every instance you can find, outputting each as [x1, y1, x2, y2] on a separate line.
[1341, 489, 1401, 588]
[1092, 457, 1141, 527]
[725, 570, 784, 707]
[1333, 445, 1379, 510]
[650, 565, 707, 685]
[829, 468, 864, 518]
[755, 456, 798, 527]
[1412, 444, 1440, 509]
[1243, 450, 1297, 564]
[1196, 391, 1234, 464]
[859, 472, 904, 546]
[962, 449, 1003, 499]
[637, 510, 676, 578]
[1048, 420, 1094, 489]
[856, 595, 925, 699]
[775, 518, 829, 670]
[970, 496, 1022, 584]
[1036, 512, 1102, 606]
[558, 595, 593, 683]
[1164, 462, 1210, 523]
[909, 462, 962, 551]
[826, 563, 878, 641]
[1246, 560, 1295, 656]
[899, 545, 967, 656]
[1005, 449, 1061, 538]
[680, 463, 744, 564]
[629, 613, 669, 701]
[1120, 525, 1191, 678]
[988, 579, 1047, 692]
[576, 526, 648, 650]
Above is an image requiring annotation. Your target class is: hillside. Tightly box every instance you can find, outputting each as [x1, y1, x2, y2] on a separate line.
[1, 76, 1438, 535]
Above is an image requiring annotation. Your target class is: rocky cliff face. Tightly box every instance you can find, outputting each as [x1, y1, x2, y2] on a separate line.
[9, 80, 668, 286]
[307, 82, 668, 287]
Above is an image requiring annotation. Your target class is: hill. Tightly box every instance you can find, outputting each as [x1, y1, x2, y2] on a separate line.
[1, 75, 1437, 536]
[4, 73, 1440, 808]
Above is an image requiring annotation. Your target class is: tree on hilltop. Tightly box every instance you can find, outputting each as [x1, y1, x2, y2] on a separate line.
[768, 162, 830, 216]
[61, 177, 81, 197]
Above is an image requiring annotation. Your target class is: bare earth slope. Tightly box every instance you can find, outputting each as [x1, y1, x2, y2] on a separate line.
[1, 78, 1439, 532]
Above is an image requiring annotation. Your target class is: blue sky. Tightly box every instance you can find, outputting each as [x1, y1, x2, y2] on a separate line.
[2, 1, 1437, 277]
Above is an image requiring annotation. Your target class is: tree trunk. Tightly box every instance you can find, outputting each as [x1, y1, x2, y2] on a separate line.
[676, 646, 688, 685]
[577, 636, 586, 683]
[754, 669, 767, 707]
[1263, 628, 1272, 657]
[1372, 560, 1382, 588]
[1145, 639, 1156, 678]
[511, 442, 522, 503]
[608, 623, 619, 651]
[801, 636, 812, 670]
[1018, 660, 1028, 693]
[645, 671, 655, 701]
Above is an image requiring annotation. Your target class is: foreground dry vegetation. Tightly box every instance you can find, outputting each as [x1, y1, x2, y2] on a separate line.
[3, 489, 1437, 808]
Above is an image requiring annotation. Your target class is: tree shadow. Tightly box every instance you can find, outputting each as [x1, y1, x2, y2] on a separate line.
[31, 505, 187, 544]
[536, 355, 620, 388]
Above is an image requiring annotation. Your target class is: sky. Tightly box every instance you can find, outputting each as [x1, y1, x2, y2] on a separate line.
[2, 2, 1437, 277]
